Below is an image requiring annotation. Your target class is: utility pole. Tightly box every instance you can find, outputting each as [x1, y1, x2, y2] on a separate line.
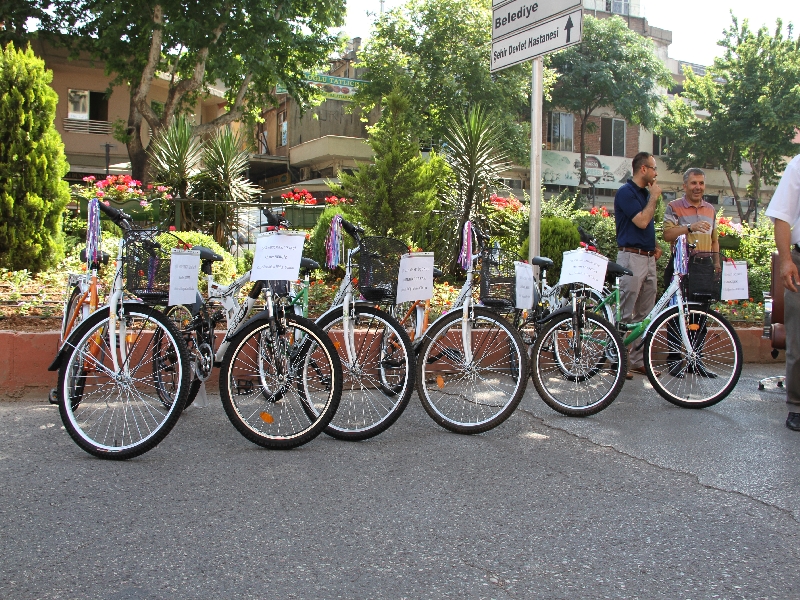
[101, 143, 115, 176]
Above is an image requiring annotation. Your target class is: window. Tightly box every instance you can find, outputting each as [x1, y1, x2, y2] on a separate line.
[653, 134, 670, 156]
[67, 90, 108, 121]
[278, 111, 287, 147]
[501, 178, 523, 190]
[601, 117, 625, 157]
[546, 111, 573, 152]
[606, 0, 629, 14]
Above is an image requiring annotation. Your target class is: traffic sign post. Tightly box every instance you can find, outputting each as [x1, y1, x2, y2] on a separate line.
[489, 1, 583, 266]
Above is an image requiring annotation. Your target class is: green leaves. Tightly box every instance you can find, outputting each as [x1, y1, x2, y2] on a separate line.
[0, 43, 70, 272]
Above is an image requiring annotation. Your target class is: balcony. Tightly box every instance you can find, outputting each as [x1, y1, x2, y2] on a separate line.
[62, 118, 113, 135]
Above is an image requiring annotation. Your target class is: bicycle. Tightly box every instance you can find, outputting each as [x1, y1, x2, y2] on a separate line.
[48, 202, 191, 459]
[164, 225, 343, 449]
[311, 217, 415, 441]
[583, 239, 742, 408]
[412, 223, 529, 434]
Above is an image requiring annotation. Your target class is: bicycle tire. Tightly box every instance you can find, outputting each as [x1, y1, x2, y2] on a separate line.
[164, 304, 202, 408]
[62, 285, 86, 340]
[530, 311, 626, 417]
[57, 303, 190, 460]
[315, 305, 415, 441]
[416, 307, 527, 434]
[219, 313, 342, 449]
[644, 306, 742, 408]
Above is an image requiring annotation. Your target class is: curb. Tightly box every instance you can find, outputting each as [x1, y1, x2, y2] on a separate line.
[0, 328, 786, 399]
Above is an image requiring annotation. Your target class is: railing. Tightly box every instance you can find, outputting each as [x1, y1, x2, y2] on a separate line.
[62, 119, 113, 135]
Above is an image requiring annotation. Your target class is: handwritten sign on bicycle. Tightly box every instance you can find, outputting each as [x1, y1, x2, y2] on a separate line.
[396, 252, 434, 303]
[251, 231, 307, 282]
[514, 261, 535, 310]
[557, 249, 608, 291]
[721, 260, 749, 300]
[169, 249, 200, 306]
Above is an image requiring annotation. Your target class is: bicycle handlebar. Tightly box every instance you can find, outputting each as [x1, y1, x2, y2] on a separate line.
[263, 207, 289, 229]
[340, 218, 364, 242]
[96, 200, 132, 229]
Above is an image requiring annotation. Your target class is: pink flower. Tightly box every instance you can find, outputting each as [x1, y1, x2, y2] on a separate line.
[139, 200, 149, 207]
[83, 175, 96, 183]
[169, 226, 176, 231]
[166, 194, 173, 199]
[96, 191, 105, 198]
[157, 186, 168, 193]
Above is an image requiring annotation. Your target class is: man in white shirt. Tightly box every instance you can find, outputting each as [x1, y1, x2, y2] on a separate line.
[765, 154, 800, 431]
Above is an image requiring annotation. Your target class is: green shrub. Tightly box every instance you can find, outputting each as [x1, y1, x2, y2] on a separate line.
[0, 43, 70, 272]
[157, 231, 240, 287]
[522, 216, 581, 280]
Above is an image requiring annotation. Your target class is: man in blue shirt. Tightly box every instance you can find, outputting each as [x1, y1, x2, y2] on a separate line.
[614, 152, 663, 378]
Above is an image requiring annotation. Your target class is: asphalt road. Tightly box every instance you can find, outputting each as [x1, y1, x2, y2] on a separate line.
[1, 364, 798, 599]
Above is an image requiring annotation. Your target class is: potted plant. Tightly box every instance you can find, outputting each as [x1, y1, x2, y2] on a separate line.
[281, 188, 325, 228]
[717, 215, 741, 250]
[72, 175, 171, 222]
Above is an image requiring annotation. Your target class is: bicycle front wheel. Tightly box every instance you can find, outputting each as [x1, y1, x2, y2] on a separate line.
[219, 314, 342, 449]
[416, 307, 527, 434]
[57, 303, 190, 460]
[644, 306, 742, 408]
[315, 305, 415, 441]
[530, 312, 626, 417]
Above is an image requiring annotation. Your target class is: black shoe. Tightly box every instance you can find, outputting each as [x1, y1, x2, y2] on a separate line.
[668, 363, 686, 378]
[787, 413, 800, 431]
[691, 363, 718, 379]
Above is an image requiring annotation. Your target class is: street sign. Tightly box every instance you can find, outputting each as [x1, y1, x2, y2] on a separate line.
[492, 0, 581, 41]
[490, 9, 582, 72]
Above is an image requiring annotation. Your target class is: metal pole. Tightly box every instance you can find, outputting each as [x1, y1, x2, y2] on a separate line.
[528, 57, 544, 263]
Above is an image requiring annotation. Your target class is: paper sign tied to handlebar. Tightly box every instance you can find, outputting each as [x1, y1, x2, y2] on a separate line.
[169, 249, 200, 306]
[514, 261, 535, 310]
[557, 249, 609, 291]
[396, 252, 434, 303]
[251, 231, 307, 282]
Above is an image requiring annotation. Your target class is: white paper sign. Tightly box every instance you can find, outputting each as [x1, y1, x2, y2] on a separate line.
[251, 231, 306, 282]
[396, 252, 434, 304]
[169, 249, 200, 306]
[557, 249, 609, 291]
[721, 260, 749, 300]
[515, 261, 535, 310]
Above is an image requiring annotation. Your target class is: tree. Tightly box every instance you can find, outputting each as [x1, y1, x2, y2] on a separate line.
[44, 0, 346, 181]
[0, 1, 45, 47]
[355, 0, 538, 165]
[547, 15, 672, 184]
[0, 42, 70, 272]
[332, 91, 448, 243]
[661, 15, 800, 223]
[442, 104, 511, 267]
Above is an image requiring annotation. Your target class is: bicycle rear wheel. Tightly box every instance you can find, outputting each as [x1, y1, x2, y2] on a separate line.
[416, 307, 527, 434]
[219, 314, 342, 449]
[530, 311, 626, 417]
[315, 305, 415, 441]
[57, 303, 190, 460]
[644, 306, 742, 408]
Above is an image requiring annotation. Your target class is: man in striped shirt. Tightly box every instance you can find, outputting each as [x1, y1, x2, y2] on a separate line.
[662, 168, 720, 379]
[663, 168, 719, 253]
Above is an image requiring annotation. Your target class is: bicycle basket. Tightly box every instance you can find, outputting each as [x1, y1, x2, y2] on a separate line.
[358, 236, 408, 303]
[124, 229, 190, 305]
[479, 247, 516, 310]
[684, 251, 723, 302]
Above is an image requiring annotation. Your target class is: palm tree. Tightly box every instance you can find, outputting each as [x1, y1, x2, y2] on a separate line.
[148, 115, 202, 228]
[442, 105, 512, 266]
[192, 127, 260, 245]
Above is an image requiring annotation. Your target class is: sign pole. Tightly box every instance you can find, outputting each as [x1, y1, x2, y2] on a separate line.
[528, 56, 543, 264]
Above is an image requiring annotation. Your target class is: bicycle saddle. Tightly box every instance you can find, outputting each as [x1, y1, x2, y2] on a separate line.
[606, 261, 633, 277]
[300, 257, 319, 271]
[192, 246, 224, 262]
[530, 256, 554, 269]
[79, 248, 110, 266]
[433, 267, 444, 278]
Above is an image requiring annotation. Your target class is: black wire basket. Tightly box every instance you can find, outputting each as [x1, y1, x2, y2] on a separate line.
[479, 247, 516, 310]
[358, 236, 408, 303]
[683, 251, 723, 303]
[124, 229, 191, 305]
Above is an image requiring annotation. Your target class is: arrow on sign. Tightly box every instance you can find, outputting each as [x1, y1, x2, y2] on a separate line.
[564, 16, 574, 43]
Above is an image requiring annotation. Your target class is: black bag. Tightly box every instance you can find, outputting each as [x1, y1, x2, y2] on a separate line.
[684, 252, 722, 302]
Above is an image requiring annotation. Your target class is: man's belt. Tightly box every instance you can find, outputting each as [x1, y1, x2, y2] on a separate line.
[618, 247, 656, 256]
